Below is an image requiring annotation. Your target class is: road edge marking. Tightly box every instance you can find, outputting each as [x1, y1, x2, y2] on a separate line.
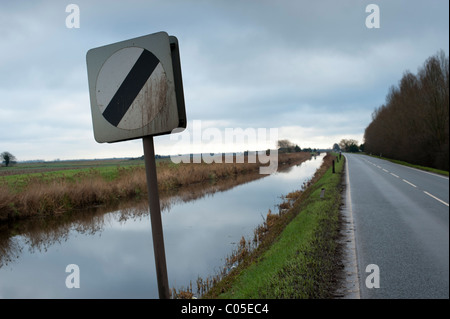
[342, 155, 361, 299]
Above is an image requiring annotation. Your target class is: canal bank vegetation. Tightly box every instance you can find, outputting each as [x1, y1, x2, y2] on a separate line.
[198, 153, 345, 299]
[0, 152, 311, 222]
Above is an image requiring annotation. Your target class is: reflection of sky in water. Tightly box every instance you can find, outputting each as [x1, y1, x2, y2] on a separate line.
[0, 155, 323, 298]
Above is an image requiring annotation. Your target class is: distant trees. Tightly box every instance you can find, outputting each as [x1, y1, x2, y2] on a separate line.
[339, 139, 359, 152]
[1, 152, 17, 167]
[278, 139, 294, 150]
[277, 139, 301, 153]
[364, 50, 449, 170]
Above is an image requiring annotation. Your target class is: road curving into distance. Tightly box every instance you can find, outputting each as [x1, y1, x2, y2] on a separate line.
[344, 153, 449, 299]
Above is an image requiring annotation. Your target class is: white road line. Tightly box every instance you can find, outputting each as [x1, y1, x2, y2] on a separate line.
[402, 179, 417, 188]
[424, 191, 449, 207]
[390, 173, 399, 178]
[382, 169, 389, 173]
[377, 165, 381, 169]
[344, 156, 361, 298]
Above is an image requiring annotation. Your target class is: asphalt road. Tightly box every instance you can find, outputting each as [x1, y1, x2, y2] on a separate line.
[344, 153, 449, 299]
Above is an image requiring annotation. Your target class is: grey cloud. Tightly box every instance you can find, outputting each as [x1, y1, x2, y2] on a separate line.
[0, 0, 448, 160]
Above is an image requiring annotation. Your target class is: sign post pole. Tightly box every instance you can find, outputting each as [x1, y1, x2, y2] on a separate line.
[143, 135, 170, 299]
[87, 32, 186, 299]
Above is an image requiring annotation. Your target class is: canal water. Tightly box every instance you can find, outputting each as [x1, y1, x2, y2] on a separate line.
[0, 154, 324, 298]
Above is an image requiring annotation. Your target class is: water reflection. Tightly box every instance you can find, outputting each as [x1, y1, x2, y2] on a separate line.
[0, 169, 265, 268]
[0, 154, 324, 298]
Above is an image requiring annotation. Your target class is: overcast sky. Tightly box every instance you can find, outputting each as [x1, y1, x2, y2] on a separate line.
[1, 0, 448, 161]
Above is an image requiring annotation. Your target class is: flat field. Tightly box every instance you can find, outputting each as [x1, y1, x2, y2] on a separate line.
[0, 159, 145, 191]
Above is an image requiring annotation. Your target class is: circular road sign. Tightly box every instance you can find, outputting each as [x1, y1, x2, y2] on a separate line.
[95, 46, 168, 130]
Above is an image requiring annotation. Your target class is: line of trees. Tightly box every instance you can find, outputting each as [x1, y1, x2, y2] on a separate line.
[364, 50, 449, 171]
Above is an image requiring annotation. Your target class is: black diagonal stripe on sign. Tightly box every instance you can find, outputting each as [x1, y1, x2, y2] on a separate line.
[102, 49, 160, 127]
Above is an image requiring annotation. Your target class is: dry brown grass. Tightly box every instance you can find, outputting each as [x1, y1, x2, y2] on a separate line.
[0, 152, 311, 222]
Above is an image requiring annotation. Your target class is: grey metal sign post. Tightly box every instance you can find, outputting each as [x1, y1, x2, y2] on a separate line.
[143, 135, 169, 298]
[86, 32, 186, 299]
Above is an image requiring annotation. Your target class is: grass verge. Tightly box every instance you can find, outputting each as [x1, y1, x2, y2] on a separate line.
[365, 154, 449, 176]
[203, 153, 344, 299]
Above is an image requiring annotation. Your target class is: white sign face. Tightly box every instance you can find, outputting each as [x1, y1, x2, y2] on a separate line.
[86, 32, 186, 143]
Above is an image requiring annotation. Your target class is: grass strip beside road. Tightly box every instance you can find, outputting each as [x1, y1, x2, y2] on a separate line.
[205, 153, 344, 299]
[365, 154, 449, 176]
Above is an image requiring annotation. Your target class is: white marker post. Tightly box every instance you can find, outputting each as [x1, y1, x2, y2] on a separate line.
[86, 32, 186, 299]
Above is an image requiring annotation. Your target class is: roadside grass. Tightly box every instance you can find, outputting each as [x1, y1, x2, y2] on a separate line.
[203, 153, 344, 299]
[364, 153, 449, 176]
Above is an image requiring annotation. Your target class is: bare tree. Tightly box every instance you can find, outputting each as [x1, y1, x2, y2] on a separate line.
[277, 139, 297, 153]
[339, 139, 359, 152]
[1, 152, 17, 167]
[277, 139, 295, 149]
